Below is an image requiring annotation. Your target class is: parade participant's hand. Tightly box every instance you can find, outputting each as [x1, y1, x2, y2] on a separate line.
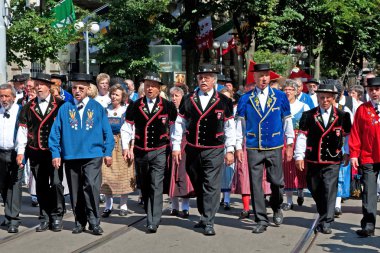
[52, 158, 61, 170]
[225, 152, 234, 166]
[286, 144, 293, 162]
[16, 154, 24, 168]
[351, 157, 359, 172]
[235, 149, 243, 163]
[295, 159, 304, 171]
[104, 156, 112, 167]
[172, 151, 182, 166]
[343, 154, 350, 166]
[123, 147, 134, 162]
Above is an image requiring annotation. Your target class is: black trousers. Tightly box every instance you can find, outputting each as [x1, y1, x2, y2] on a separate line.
[306, 163, 339, 228]
[185, 146, 224, 226]
[134, 148, 167, 227]
[28, 149, 64, 222]
[65, 158, 102, 227]
[0, 149, 22, 226]
[360, 163, 380, 230]
[247, 148, 284, 225]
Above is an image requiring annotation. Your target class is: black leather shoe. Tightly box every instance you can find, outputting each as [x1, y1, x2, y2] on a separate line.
[204, 225, 216, 236]
[170, 209, 179, 216]
[297, 196, 304, 206]
[334, 207, 342, 217]
[72, 225, 85, 234]
[147, 224, 158, 233]
[314, 225, 332, 234]
[119, 209, 128, 216]
[239, 210, 250, 219]
[31, 200, 39, 207]
[1, 220, 9, 227]
[252, 224, 267, 234]
[101, 209, 112, 218]
[138, 198, 144, 206]
[224, 203, 231, 210]
[194, 221, 206, 229]
[89, 225, 104, 235]
[182, 210, 189, 218]
[36, 221, 50, 232]
[356, 229, 375, 237]
[220, 198, 224, 206]
[51, 220, 63, 232]
[8, 225, 18, 233]
[273, 209, 283, 225]
[281, 203, 293, 211]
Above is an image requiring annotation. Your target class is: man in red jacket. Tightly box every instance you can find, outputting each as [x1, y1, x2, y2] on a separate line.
[349, 77, 380, 237]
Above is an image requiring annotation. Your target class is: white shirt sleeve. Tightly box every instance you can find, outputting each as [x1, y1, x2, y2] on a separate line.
[224, 118, 236, 152]
[15, 125, 28, 155]
[236, 117, 245, 150]
[283, 117, 295, 145]
[294, 133, 307, 160]
[120, 122, 135, 150]
[171, 115, 186, 151]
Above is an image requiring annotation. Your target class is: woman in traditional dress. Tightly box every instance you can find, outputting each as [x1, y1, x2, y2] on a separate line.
[168, 86, 195, 217]
[282, 79, 310, 211]
[101, 84, 135, 217]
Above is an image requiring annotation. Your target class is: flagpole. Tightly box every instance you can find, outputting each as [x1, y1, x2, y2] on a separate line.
[85, 30, 89, 74]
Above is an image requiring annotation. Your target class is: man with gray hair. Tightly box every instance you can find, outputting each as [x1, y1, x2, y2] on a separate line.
[172, 64, 236, 236]
[125, 79, 139, 102]
[0, 84, 23, 233]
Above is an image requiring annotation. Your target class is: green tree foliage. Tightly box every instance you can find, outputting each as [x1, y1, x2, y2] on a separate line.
[7, 0, 80, 67]
[95, 0, 177, 78]
[253, 50, 293, 77]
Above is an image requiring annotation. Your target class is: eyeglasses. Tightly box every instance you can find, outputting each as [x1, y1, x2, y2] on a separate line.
[72, 86, 86, 92]
[197, 75, 214, 81]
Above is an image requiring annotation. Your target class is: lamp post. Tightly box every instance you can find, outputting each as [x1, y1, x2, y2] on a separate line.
[212, 41, 229, 74]
[74, 21, 100, 74]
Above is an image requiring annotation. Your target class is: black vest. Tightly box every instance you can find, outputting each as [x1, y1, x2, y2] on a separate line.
[19, 96, 64, 151]
[299, 106, 351, 164]
[126, 96, 177, 151]
[179, 90, 233, 148]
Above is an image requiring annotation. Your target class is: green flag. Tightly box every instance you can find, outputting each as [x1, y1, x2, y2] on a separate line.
[52, 0, 76, 28]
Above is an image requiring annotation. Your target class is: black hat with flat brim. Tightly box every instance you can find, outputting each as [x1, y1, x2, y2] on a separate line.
[217, 74, 227, 82]
[306, 78, 320, 85]
[51, 74, 67, 82]
[142, 72, 164, 85]
[365, 77, 380, 87]
[251, 63, 271, 72]
[195, 64, 219, 75]
[12, 74, 29, 82]
[315, 83, 338, 94]
[69, 73, 93, 83]
[32, 73, 54, 85]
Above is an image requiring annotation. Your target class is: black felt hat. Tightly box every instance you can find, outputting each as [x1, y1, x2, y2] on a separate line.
[306, 78, 320, 85]
[315, 83, 338, 94]
[365, 77, 380, 87]
[69, 73, 93, 83]
[195, 64, 219, 75]
[12, 74, 29, 82]
[251, 63, 271, 72]
[32, 73, 54, 85]
[51, 74, 67, 82]
[142, 72, 164, 85]
[217, 74, 227, 82]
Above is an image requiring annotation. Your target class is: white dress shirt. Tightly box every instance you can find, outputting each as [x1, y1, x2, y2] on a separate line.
[74, 97, 90, 121]
[255, 87, 268, 112]
[38, 94, 51, 115]
[147, 97, 157, 113]
[171, 89, 236, 153]
[0, 103, 19, 150]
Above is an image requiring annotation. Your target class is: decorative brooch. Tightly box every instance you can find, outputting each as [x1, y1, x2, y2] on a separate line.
[267, 97, 273, 108]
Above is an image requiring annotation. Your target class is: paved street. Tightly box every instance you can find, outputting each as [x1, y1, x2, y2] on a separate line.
[0, 189, 379, 253]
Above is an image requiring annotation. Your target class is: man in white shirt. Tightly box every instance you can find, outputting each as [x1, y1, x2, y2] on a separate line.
[15, 73, 65, 233]
[306, 78, 319, 108]
[0, 84, 22, 233]
[172, 64, 235, 236]
[294, 82, 351, 234]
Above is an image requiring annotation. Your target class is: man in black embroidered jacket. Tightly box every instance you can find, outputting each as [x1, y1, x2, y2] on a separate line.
[121, 73, 177, 233]
[15, 73, 65, 232]
[171, 64, 236, 236]
[294, 81, 351, 234]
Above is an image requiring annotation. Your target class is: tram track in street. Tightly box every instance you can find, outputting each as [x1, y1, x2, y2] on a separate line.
[290, 213, 319, 253]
